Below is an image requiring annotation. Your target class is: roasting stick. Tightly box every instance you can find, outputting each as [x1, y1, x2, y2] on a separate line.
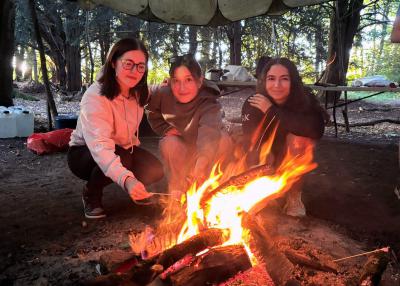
[132, 192, 174, 205]
[151, 192, 173, 196]
[333, 247, 390, 262]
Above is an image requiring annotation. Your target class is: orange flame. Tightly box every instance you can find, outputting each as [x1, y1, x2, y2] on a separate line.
[176, 138, 317, 264]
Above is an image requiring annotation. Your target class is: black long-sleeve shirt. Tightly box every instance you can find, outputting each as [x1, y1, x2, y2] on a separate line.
[241, 93, 325, 167]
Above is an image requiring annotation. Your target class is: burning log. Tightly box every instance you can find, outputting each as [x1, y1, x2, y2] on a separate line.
[168, 245, 252, 286]
[156, 228, 228, 269]
[243, 214, 297, 286]
[200, 164, 275, 208]
[159, 254, 194, 280]
[127, 228, 229, 285]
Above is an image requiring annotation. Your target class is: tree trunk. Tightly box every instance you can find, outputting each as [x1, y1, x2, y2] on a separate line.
[210, 28, 218, 68]
[188, 26, 198, 55]
[377, 1, 390, 71]
[15, 45, 25, 82]
[29, 0, 58, 128]
[321, 0, 363, 103]
[65, 43, 81, 91]
[125, 15, 141, 38]
[65, 5, 81, 92]
[84, 10, 94, 84]
[217, 27, 223, 68]
[53, 53, 67, 88]
[36, 7, 67, 89]
[0, 0, 15, 107]
[314, 20, 325, 81]
[98, 12, 112, 65]
[171, 25, 180, 57]
[200, 27, 211, 71]
[32, 48, 38, 82]
[227, 22, 242, 65]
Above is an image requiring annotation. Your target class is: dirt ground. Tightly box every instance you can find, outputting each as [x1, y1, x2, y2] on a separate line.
[0, 89, 399, 285]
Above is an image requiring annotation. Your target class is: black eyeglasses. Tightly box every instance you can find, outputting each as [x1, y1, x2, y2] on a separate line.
[169, 54, 195, 64]
[120, 59, 146, 73]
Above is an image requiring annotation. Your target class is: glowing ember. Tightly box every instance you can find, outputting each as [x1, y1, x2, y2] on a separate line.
[130, 127, 317, 265]
[175, 140, 317, 264]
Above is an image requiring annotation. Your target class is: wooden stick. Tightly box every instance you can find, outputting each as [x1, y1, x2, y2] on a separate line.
[333, 247, 390, 262]
[151, 192, 173, 196]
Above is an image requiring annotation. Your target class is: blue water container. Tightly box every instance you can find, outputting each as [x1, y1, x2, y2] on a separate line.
[55, 114, 78, 129]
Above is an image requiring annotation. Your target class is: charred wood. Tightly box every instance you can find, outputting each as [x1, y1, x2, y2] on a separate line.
[156, 228, 228, 269]
[200, 164, 275, 208]
[243, 214, 296, 286]
[168, 245, 251, 286]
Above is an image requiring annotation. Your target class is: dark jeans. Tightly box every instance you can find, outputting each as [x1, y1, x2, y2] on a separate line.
[67, 145, 164, 199]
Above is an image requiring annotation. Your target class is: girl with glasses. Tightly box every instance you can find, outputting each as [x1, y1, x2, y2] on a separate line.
[147, 55, 232, 199]
[68, 38, 164, 219]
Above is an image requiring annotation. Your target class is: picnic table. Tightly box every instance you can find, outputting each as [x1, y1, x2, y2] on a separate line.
[216, 81, 400, 137]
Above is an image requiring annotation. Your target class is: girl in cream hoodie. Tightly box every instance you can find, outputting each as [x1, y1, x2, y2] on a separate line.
[68, 38, 163, 219]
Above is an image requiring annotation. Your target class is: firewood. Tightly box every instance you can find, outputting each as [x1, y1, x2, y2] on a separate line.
[284, 249, 338, 273]
[168, 245, 252, 286]
[159, 254, 194, 279]
[243, 213, 296, 286]
[200, 164, 275, 208]
[156, 228, 228, 269]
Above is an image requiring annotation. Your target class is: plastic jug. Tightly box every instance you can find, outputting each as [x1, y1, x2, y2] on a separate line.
[14, 109, 34, 137]
[0, 109, 17, 138]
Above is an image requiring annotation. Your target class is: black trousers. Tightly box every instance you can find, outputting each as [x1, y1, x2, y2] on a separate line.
[67, 145, 164, 199]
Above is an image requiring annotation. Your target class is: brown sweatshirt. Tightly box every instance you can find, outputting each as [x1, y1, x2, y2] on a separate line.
[146, 80, 223, 162]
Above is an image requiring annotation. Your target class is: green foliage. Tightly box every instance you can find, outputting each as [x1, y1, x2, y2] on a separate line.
[148, 59, 170, 84]
[348, 0, 400, 82]
[13, 0, 400, 91]
[345, 91, 400, 104]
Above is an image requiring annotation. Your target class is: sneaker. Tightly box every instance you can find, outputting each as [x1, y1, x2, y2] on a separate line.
[284, 190, 306, 217]
[82, 187, 106, 219]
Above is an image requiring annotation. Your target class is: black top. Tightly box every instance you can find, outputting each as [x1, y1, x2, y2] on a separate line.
[241, 91, 325, 167]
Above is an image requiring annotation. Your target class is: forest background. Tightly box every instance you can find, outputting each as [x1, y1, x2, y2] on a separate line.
[0, 0, 400, 108]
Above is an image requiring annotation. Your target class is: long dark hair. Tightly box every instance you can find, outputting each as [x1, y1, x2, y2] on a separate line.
[256, 57, 311, 111]
[98, 38, 149, 107]
[169, 54, 202, 80]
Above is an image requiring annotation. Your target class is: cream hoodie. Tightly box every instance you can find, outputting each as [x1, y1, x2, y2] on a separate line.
[69, 82, 143, 189]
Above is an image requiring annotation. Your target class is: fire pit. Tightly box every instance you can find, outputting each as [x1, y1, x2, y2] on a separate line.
[84, 140, 396, 286]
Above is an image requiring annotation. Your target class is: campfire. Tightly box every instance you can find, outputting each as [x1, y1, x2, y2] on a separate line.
[118, 135, 318, 285]
[85, 135, 395, 286]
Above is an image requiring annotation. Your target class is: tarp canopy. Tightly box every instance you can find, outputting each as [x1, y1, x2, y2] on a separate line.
[76, 0, 329, 26]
